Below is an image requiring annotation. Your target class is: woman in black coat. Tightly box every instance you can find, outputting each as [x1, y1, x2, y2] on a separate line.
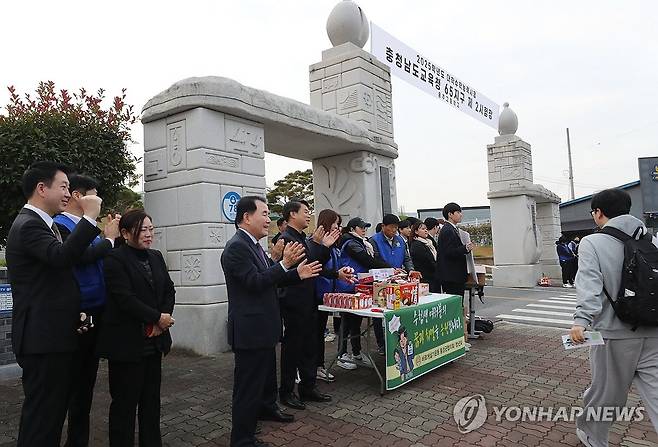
[97, 209, 175, 447]
[408, 221, 440, 293]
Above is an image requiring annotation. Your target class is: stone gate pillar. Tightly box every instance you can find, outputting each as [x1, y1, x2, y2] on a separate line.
[487, 103, 562, 287]
[310, 1, 398, 227]
[142, 106, 267, 355]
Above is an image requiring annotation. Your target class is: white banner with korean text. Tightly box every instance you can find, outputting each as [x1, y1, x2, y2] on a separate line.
[371, 22, 499, 130]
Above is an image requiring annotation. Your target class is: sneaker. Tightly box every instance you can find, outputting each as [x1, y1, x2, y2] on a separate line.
[316, 367, 335, 382]
[576, 428, 593, 447]
[563, 283, 570, 288]
[337, 353, 357, 370]
[324, 332, 336, 342]
[465, 342, 471, 352]
[295, 370, 301, 384]
[352, 353, 373, 367]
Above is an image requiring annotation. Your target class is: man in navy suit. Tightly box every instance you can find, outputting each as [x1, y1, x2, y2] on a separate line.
[221, 196, 322, 447]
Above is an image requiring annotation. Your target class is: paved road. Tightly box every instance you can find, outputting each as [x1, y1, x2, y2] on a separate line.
[473, 286, 578, 330]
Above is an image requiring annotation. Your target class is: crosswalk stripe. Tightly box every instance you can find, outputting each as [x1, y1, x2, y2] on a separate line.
[496, 314, 573, 325]
[528, 303, 575, 310]
[559, 294, 577, 298]
[540, 299, 577, 304]
[512, 309, 573, 317]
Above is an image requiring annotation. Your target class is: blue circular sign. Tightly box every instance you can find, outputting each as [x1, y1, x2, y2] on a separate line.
[222, 191, 241, 222]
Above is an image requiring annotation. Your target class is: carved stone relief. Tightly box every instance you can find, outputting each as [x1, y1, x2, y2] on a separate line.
[182, 253, 202, 282]
[167, 121, 187, 172]
[225, 118, 264, 157]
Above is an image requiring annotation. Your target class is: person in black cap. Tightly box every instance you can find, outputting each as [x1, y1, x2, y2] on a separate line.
[369, 214, 414, 353]
[336, 217, 388, 369]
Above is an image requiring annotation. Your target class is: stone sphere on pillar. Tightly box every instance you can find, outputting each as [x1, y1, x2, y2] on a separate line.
[326, 0, 369, 48]
[498, 102, 518, 136]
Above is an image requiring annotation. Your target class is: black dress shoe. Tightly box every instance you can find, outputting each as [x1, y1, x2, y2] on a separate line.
[279, 393, 306, 410]
[299, 388, 332, 403]
[259, 408, 295, 423]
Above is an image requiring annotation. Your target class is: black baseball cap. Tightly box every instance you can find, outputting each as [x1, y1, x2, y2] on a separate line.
[382, 214, 400, 226]
[346, 217, 371, 229]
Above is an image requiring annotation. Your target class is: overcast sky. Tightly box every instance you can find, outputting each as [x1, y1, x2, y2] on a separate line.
[2, 0, 657, 214]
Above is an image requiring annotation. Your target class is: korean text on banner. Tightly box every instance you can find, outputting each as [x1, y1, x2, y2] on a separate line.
[370, 22, 499, 130]
[384, 294, 465, 390]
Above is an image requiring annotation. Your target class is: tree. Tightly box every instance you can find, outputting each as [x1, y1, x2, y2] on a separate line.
[0, 81, 139, 244]
[266, 169, 314, 215]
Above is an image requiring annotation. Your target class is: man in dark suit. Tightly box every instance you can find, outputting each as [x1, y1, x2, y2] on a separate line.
[6, 161, 103, 446]
[221, 196, 322, 447]
[278, 199, 338, 409]
[54, 174, 120, 447]
[438, 202, 474, 350]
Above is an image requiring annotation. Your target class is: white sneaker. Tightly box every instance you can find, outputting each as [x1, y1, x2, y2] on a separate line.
[465, 342, 472, 352]
[316, 367, 335, 382]
[576, 428, 593, 447]
[337, 353, 357, 370]
[352, 353, 373, 367]
[324, 332, 336, 342]
[295, 370, 301, 384]
[563, 283, 570, 288]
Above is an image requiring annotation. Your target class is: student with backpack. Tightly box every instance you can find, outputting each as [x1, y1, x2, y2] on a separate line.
[569, 188, 658, 446]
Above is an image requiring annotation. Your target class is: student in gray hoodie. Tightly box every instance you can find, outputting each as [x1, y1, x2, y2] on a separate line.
[570, 188, 658, 447]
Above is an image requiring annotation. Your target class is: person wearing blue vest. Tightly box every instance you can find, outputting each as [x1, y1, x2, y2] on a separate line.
[53, 174, 120, 447]
[369, 214, 414, 354]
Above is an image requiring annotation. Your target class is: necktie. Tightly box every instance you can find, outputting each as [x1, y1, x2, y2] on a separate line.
[51, 222, 63, 243]
[255, 243, 269, 267]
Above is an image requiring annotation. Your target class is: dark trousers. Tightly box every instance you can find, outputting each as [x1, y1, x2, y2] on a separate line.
[373, 317, 385, 348]
[338, 313, 363, 356]
[317, 311, 328, 367]
[65, 315, 102, 447]
[108, 353, 162, 447]
[231, 347, 278, 447]
[16, 352, 74, 447]
[560, 259, 577, 284]
[442, 282, 465, 297]
[280, 307, 317, 396]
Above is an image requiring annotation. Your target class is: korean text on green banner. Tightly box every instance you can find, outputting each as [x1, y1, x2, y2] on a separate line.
[384, 294, 465, 390]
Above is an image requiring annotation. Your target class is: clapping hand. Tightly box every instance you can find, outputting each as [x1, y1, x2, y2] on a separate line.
[311, 226, 326, 244]
[270, 238, 285, 261]
[338, 266, 356, 283]
[103, 213, 121, 240]
[321, 228, 341, 247]
[297, 259, 322, 280]
[282, 241, 306, 269]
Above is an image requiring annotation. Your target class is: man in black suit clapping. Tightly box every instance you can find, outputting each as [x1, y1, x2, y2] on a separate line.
[221, 196, 322, 447]
[6, 161, 104, 446]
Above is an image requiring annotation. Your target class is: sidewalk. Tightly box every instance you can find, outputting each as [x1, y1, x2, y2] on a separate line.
[0, 322, 655, 447]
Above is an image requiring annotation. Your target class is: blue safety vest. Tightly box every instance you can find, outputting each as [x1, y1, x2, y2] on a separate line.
[370, 232, 406, 268]
[53, 214, 107, 310]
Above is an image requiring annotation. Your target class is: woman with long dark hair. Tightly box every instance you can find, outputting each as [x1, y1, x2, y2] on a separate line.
[97, 209, 175, 446]
[409, 221, 440, 293]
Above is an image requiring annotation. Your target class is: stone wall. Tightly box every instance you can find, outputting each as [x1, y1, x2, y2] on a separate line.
[0, 316, 14, 366]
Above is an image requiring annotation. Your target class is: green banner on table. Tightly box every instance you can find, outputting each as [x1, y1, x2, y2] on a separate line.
[384, 295, 465, 390]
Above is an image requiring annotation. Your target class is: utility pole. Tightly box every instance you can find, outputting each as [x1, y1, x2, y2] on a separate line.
[566, 128, 575, 200]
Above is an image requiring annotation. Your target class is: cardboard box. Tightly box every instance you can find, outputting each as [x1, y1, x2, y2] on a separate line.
[355, 284, 373, 297]
[418, 282, 430, 297]
[373, 282, 393, 308]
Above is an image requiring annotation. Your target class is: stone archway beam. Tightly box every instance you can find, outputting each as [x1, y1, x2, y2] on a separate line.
[142, 76, 398, 161]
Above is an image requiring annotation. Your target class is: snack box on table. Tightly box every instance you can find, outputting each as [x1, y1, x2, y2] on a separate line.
[323, 292, 372, 310]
